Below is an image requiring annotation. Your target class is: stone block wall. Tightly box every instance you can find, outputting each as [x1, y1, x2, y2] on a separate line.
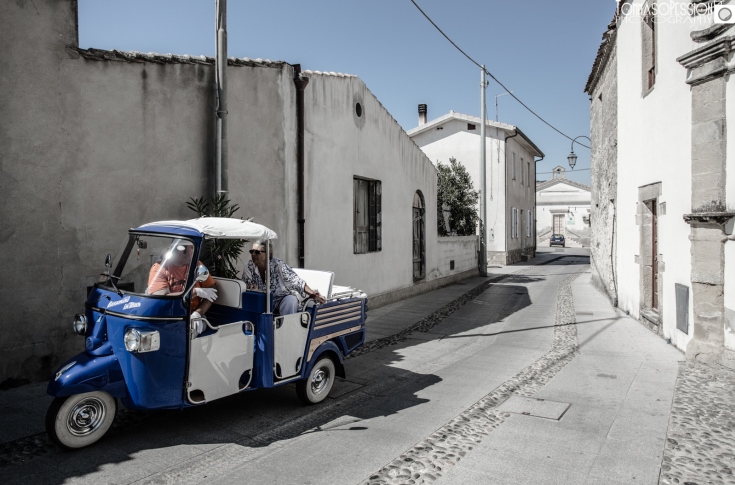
[588, 43, 619, 304]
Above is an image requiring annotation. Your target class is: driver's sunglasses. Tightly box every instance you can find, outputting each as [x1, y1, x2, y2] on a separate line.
[249, 249, 265, 255]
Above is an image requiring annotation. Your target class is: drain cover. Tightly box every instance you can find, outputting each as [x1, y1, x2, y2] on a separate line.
[496, 395, 570, 420]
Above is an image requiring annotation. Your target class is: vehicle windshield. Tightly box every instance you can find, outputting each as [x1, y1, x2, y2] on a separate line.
[99, 234, 197, 297]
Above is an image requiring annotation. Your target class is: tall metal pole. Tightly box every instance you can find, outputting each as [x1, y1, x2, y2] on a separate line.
[215, 0, 228, 195]
[479, 66, 488, 277]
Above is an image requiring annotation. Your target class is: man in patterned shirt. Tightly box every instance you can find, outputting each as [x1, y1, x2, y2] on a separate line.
[242, 239, 326, 314]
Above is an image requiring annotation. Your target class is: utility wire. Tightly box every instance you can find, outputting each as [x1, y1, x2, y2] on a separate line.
[408, 0, 590, 150]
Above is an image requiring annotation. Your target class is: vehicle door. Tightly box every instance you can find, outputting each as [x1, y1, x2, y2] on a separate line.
[186, 278, 255, 404]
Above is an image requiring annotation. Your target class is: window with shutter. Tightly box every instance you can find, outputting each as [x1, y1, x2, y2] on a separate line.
[354, 177, 382, 254]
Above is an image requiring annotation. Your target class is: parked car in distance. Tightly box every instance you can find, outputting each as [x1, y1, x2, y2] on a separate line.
[550, 234, 565, 247]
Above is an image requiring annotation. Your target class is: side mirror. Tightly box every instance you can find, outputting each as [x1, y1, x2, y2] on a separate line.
[137, 239, 148, 249]
[183, 265, 211, 300]
[195, 265, 210, 283]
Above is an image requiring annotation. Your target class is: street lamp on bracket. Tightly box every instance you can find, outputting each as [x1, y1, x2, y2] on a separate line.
[567, 135, 591, 170]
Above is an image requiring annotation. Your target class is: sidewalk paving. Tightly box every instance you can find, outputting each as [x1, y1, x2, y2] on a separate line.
[445, 270, 684, 484]
[1, 248, 734, 485]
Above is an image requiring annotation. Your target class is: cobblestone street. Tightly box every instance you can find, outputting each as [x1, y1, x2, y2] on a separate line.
[660, 362, 735, 485]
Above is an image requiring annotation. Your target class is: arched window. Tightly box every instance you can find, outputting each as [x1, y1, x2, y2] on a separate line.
[413, 191, 425, 280]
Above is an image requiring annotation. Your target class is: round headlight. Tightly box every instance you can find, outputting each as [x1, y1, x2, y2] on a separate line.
[124, 328, 141, 352]
[73, 314, 88, 335]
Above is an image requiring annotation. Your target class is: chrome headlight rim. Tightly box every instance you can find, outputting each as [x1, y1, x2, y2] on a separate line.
[73, 314, 88, 335]
[124, 328, 141, 352]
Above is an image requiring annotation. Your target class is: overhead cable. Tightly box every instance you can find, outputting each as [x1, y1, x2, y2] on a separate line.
[408, 0, 590, 150]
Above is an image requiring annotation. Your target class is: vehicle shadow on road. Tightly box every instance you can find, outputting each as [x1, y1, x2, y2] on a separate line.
[2, 260, 586, 484]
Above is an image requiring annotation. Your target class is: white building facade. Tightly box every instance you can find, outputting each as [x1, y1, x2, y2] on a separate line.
[536, 166, 591, 245]
[586, 1, 735, 368]
[408, 110, 544, 265]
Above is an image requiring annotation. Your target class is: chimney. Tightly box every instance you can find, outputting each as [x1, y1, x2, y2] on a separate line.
[418, 104, 427, 125]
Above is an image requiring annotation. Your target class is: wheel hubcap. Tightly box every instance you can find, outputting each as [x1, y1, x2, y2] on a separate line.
[67, 397, 106, 436]
[311, 367, 330, 394]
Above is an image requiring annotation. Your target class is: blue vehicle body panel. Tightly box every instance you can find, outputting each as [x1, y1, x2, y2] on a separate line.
[48, 221, 367, 414]
[47, 353, 126, 398]
[51, 287, 190, 410]
[108, 314, 188, 410]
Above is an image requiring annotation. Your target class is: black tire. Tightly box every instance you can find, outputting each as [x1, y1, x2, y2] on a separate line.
[296, 356, 335, 405]
[45, 391, 117, 450]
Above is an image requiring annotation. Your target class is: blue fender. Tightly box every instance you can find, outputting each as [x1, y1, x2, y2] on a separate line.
[47, 352, 127, 399]
[308, 341, 346, 379]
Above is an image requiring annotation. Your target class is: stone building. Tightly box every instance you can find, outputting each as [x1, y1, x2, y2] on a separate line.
[407, 109, 544, 265]
[585, 1, 735, 368]
[0, 0, 477, 384]
[536, 166, 591, 246]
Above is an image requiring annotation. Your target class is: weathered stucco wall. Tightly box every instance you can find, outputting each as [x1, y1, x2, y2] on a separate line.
[0, 0, 295, 384]
[0, 0, 479, 383]
[1, 0, 83, 384]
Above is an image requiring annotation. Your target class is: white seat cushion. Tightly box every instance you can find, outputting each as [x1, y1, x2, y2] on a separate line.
[212, 277, 248, 308]
[292, 268, 334, 299]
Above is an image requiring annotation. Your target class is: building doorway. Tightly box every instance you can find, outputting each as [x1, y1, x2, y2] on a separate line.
[553, 214, 565, 236]
[648, 200, 658, 310]
[413, 190, 426, 280]
[413, 191, 425, 280]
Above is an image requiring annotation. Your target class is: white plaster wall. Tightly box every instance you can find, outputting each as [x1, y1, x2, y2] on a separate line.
[303, 74, 443, 297]
[726, 68, 735, 351]
[615, 1, 696, 350]
[729, 70, 735, 212]
[411, 123, 512, 254]
[437, 236, 479, 276]
[725, 240, 735, 351]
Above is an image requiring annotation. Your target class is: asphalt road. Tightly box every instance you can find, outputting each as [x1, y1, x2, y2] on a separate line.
[4, 253, 631, 484]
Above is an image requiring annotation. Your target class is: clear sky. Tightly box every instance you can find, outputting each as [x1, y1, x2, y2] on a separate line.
[78, 0, 617, 186]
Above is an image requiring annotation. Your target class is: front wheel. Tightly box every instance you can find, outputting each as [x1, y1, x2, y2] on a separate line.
[296, 356, 335, 405]
[45, 391, 117, 450]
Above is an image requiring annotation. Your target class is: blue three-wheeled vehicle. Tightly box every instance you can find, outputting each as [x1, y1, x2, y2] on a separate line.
[46, 217, 367, 449]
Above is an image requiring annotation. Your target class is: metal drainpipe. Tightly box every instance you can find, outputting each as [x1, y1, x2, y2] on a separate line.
[293, 64, 309, 268]
[610, 198, 618, 307]
[215, 0, 228, 195]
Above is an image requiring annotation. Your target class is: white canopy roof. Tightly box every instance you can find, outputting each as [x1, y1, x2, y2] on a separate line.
[139, 217, 278, 240]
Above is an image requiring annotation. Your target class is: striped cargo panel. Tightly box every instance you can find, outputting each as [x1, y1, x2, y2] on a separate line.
[313, 299, 363, 330]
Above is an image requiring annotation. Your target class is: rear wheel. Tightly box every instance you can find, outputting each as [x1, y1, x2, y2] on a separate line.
[45, 391, 117, 450]
[296, 356, 335, 405]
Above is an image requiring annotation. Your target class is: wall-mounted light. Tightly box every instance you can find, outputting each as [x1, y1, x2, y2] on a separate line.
[567, 135, 591, 170]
